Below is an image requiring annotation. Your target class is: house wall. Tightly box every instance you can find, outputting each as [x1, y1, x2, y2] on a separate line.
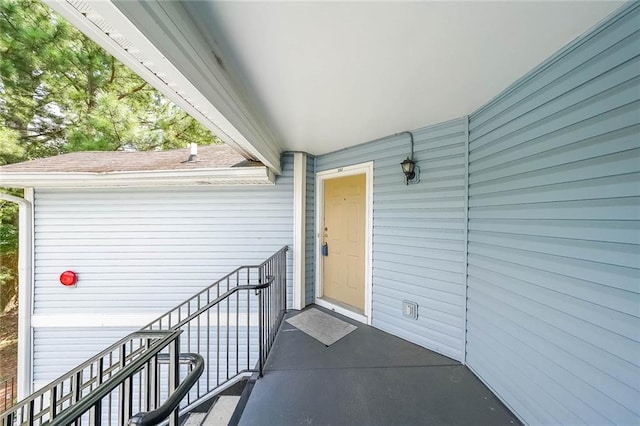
[316, 118, 468, 361]
[465, 3, 640, 425]
[33, 327, 138, 384]
[24, 4, 639, 422]
[30, 154, 294, 387]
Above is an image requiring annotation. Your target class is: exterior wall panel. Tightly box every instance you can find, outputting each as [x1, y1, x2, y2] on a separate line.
[32, 327, 137, 387]
[317, 119, 467, 361]
[466, 4, 640, 424]
[31, 154, 294, 385]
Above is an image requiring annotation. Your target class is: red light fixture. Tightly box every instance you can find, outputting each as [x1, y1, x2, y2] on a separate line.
[60, 271, 77, 287]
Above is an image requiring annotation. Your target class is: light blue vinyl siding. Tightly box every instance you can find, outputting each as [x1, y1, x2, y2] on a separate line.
[466, 3, 640, 425]
[317, 119, 467, 361]
[305, 155, 316, 305]
[31, 154, 294, 385]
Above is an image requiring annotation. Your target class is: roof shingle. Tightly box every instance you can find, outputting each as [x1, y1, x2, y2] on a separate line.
[0, 144, 258, 174]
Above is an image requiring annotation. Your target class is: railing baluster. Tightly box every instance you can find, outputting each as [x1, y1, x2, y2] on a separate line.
[247, 279, 250, 371]
[118, 344, 126, 426]
[50, 385, 57, 421]
[91, 400, 101, 426]
[72, 371, 81, 425]
[27, 399, 34, 426]
[196, 295, 201, 400]
[258, 284, 264, 377]
[107, 352, 112, 426]
[236, 271, 240, 377]
[168, 337, 180, 426]
[138, 363, 143, 414]
[226, 289, 230, 381]
[145, 346, 156, 412]
[187, 300, 191, 355]
[218, 278, 221, 386]
[206, 288, 211, 393]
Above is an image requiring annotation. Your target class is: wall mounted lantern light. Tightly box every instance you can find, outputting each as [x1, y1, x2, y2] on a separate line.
[399, 131, 420, 185]
[400, 157, 416, 182]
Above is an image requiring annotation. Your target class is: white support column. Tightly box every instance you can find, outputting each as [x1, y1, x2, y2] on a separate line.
[292, 153, 307, 310]
[0, 190, 34, 398]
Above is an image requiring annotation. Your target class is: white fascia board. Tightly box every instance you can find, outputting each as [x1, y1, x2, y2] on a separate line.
[0, 168, 275, 189]
[43, 0, 282, 174]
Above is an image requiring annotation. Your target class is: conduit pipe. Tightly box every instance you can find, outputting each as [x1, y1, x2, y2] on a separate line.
[0, 192, 33, 399]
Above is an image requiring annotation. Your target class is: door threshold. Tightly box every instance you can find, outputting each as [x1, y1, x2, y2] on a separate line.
[315, 297, 369, 325]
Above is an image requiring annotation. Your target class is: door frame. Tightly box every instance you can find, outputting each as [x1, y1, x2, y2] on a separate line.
[315, 162, 373, 325]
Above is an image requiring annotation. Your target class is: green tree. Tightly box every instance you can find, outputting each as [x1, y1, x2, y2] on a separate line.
[0, 0, 219, 157]
[0, 0, 221, 309]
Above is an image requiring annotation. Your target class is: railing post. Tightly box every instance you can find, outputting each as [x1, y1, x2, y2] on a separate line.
[146, 342, 158, 412]
[91, 400, 102, 426]
[282, 248, 287, 314]
[49, 385, 58, 421]
[258, 285, 264, 377]
[27, 399, 34, 426]
[168, 336, 180, 426]
[119, 343, 132, 426]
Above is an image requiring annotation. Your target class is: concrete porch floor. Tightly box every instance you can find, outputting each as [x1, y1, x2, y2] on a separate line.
[238, 306, 521, 426]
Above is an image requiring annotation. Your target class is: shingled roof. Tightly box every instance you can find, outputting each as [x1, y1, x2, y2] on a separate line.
[0, 144, 259, 173]
[0, 144, 275, 187]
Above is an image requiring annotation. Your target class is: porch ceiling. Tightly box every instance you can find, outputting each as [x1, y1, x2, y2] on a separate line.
[182, 1, 622, 155]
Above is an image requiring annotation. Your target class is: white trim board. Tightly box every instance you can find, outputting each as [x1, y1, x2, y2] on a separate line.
[314, 299, 368, 324]
[292, 153, 307, 310]
[31, 313, 261, 328]
[315, 162, 374, 325]
[0, 168, 275, 189]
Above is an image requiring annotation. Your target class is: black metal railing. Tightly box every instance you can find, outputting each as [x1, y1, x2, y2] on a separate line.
[0, 246, 288, 425]
[144, 246, 288, 408]
[128, 353, 204, 426]
[0, 330, 199, 426]
[0, 378, 16, 413]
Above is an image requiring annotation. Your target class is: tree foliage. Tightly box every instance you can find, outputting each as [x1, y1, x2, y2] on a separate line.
[0, 0, 220, 158]
[0, 0, 221, 309]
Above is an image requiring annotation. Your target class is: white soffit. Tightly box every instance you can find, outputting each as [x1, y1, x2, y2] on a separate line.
[44, 0, 283, 174]
[183, 1, 624, 155]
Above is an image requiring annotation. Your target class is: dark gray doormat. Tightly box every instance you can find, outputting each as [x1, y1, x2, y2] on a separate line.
[285, 308, 357, 346]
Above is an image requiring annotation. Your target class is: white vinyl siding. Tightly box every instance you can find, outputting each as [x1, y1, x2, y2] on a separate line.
[31, 154, 294, 385]
[466, 3, 640, 425]
[32, 327, 137, 388]
[317, 119, 467, 361]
